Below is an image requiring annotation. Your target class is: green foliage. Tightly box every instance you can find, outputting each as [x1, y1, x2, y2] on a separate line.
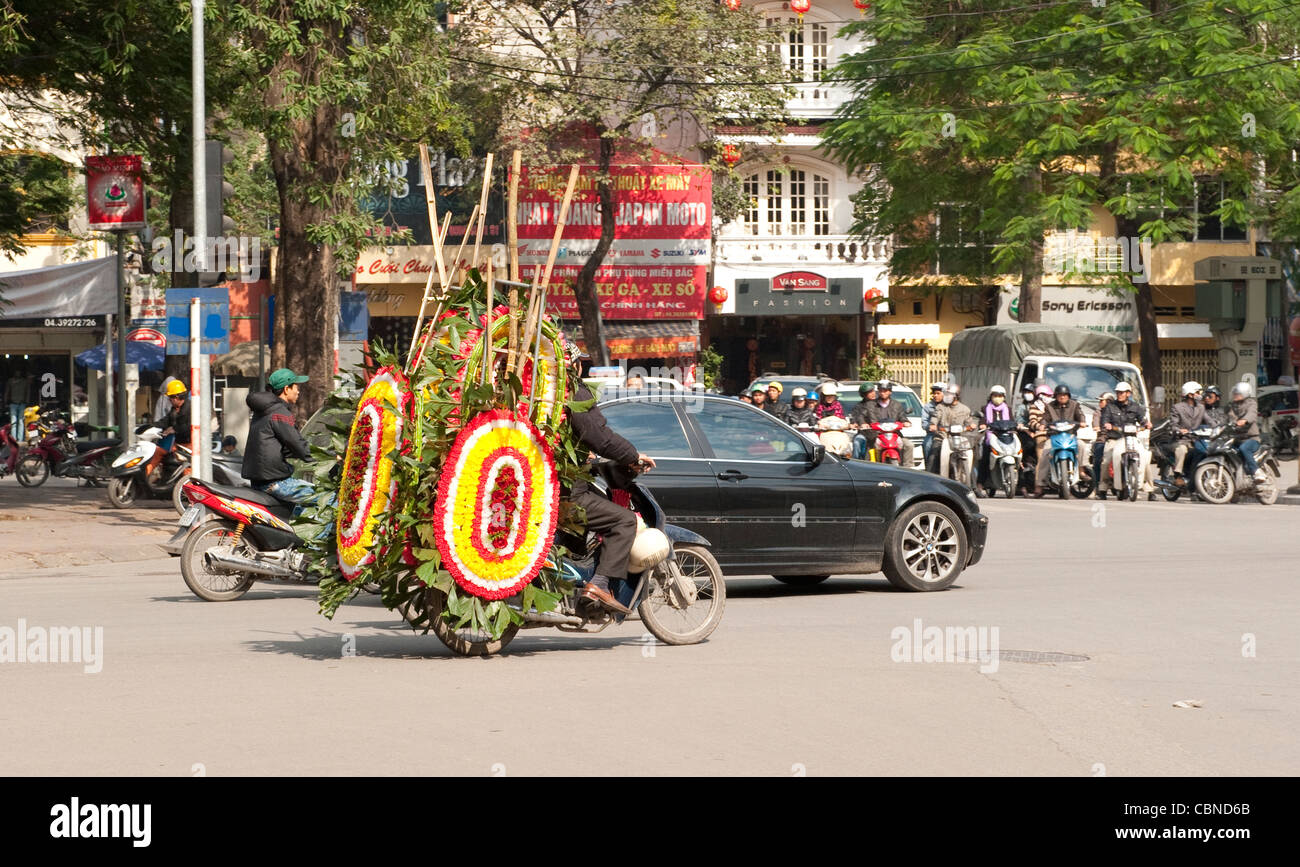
[0, 152, 74, 258]
[698, 344, 724, 391]
[858, 342, 890, 382]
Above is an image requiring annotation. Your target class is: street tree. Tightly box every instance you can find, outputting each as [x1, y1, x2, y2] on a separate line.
[452, 0, 791, 365]
[825, 0, 1300, 395]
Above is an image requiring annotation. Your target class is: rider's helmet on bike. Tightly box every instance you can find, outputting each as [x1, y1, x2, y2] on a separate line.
[1053, 384, 1071, 401]
[1034, 384, 1052, 401]
[1203, 386, 1220, 403]
[1232, 381, 1252, 400]
[859, 382, 877, 399]
[1181, 380, 1202, 398]
[942, 383, 959, 405]
[989, 384, 1006, 405]
[1114, 382, 1132, 401]
[876, 379, 893, 395]
[165, 379, 188, 397]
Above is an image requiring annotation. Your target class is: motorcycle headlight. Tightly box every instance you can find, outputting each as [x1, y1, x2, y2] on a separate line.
[123, 456, 142, 468]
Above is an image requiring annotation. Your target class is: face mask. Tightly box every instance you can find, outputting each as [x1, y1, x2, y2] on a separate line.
[992, 395, 1004, 404]
[942, 395, 954, 405]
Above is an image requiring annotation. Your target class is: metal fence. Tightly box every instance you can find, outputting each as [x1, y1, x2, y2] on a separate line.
[1157, 349, 1219, 415]
[881, 347, 949, 391]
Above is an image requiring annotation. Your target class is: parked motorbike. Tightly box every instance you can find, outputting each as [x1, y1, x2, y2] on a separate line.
[868, 421, 905, 465]
[984, 419, 1021, 498]
[1191, 428, 1281, 505]
[179, 461, 726, 657]
[15, 409, 120, 488]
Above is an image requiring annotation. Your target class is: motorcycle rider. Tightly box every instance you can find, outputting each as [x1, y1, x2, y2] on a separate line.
[1228, 381, 1269, 485]
[1098, 381, 1150, 499]
[978, 385, 1012, 493]
[764, 381, 786, 419]
[1169, 380, 1207, 486]
[931, 384, 977, 481]
[148, 378, 193, 478]
[814, 381, 845, 419]
[241, 368, 315, 508]
[750, 387, 768, 410]
[785, 387, 817, 430]
[921, 382, 944, 472]
[1202, 385, 1227, 426]
[863, 379, 913, 466]
[1042, 385, 1086, 488]
[1091, 391, 1114, 496]
[1026, 384, 1052, 497]
[849, 382, 876, 459]
[563, 343, 658, 616]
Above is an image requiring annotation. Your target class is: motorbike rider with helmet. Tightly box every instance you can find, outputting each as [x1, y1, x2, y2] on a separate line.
[1169, 381, 1207, 486]
[921, 382, 945, 472]
[1042, 384, 1087, 484]
[814, 381, 846, 419]
[148, 378, 193, 477]
[1228, 381, 1269, 485]
[849, 382, 876, 459]
[1098, 381, 1151, 499]
[562, 342, 658, 615]
[1026, 384, 1053, 497]
[785, 387, 818, 430]
[763, 381, 786, 420]
[1091, 391, 1114, 495]
[1202, 385, 1227, 426]
[861, 380, 913, 465]
[931, 383, 978, 480]
[978, 385, 1012, 493]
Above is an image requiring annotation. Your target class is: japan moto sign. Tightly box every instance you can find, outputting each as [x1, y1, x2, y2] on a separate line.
[516, 164, 710, 320]
[86, 155, 146, 231]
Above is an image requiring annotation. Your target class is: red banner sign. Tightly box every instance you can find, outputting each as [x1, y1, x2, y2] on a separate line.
[773, 271, 828, 291]
[517, 164, 710, 320]
[86, 155, 146, 231]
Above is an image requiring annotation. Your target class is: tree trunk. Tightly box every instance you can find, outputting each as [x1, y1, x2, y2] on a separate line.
[573, 134, 615, 367]
[263, 53, 346, 419]
[1115, 215, 1162, 403]
[1016, 168, 1044, 323]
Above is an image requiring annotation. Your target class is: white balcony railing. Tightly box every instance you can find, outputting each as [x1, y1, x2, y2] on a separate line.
[785, 81, 853, 119]
[716, 234, 891, 266]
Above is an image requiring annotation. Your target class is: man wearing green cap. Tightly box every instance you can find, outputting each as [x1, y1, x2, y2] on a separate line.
[241, 368, 314, 507]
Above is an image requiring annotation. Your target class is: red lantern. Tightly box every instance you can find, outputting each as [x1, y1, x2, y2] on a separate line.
[710, 285, 729, 304]
[853, 0, 871, 13]
[723, 0, 742, 9]
[863, 287, 885, 308]
[789, 0, 811, 17]
[721, 144, 741, 167]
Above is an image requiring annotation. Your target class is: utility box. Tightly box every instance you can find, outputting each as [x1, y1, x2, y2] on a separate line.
[1193, 255, 1283, 393]
[1194, 280, 1242, 328]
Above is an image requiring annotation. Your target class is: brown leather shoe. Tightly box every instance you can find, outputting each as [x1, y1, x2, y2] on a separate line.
[1029, 488, 1045, 498]
[581, 583, 632, 615]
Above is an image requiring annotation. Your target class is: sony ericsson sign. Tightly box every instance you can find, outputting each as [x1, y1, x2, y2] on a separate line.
[999, 284, 1138, 341]
[736, 274, 863, 315]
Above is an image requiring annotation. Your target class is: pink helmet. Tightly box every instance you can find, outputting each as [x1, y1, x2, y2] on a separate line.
[1035, 384, 1053, 398]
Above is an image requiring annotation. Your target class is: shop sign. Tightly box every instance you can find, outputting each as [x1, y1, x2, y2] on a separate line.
[772, 271, 827, 291]
[86, 155, 146, 231]
[733, 276, 863, 316]
[998, 284, 1138, 342]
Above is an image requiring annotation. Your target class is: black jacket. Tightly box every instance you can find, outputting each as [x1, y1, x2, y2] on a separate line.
[157, 398, 192, 446]
[241, 391, 310, 484]
[1101, 400, 1146, 438]
[568, 383, 639, 494]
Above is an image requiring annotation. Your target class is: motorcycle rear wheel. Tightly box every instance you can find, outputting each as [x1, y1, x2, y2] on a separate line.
[107, 476, 137, 508]
[639, 544, 726, 646]
[180, 519, 256, 601]
[172, 467, 193, 515]
[399, 586, 520, 657]
[16, 454, 47, 487]
[1193, 462, 1235, 505]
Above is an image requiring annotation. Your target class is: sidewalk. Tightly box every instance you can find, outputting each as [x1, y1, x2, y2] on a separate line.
[0, 476, 176, 575]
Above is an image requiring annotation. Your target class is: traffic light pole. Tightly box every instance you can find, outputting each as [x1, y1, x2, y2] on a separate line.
[192, 0, 206, 273]
[115, 230, 130, 444]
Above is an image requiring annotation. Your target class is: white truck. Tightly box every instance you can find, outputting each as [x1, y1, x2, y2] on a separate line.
[947, 324, 1150, 426]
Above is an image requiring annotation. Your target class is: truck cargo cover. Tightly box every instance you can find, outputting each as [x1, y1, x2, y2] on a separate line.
[948, 324, 1127, 372]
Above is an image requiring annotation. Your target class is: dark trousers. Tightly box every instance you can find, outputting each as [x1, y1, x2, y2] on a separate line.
[572, 489, 638, 581]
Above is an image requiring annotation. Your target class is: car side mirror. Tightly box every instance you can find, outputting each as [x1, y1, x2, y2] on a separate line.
[809, 443, 826, 466]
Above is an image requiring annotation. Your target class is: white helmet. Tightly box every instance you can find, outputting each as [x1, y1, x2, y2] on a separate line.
[820, 381, 839, 396]
[1232, 381, 1253, 398]
[990, 385, 1006, 395]
[945, 383, 960, 395]
[1181, 380, 1202, 397]
[1115, 382, 1132, 394]
[790, 387, 807, 399]
[627, 527, 671, 573]
[931, 381, 946, 392]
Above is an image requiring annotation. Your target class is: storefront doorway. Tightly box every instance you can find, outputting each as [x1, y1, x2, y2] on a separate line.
[706, 315, 860, 394]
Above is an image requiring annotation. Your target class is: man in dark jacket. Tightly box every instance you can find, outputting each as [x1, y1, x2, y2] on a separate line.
[1098, 382, 1150, 498]
[242, 368, 313, 506]
[1169, 381, 1207, 483]
[784, 387, 817, 429]
[564, 344, 657, 615]
[863, 380, 913, 465]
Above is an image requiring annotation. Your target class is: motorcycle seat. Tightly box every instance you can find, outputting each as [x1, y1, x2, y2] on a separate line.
[197, 480, 285, 508]
[76, 438, 121, 453]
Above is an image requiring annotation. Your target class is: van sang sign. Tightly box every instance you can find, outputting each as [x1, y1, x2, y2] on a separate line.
[998, 284, 1138, 342]
[86, 155, 146, 231]
[516, 164, 710, 320]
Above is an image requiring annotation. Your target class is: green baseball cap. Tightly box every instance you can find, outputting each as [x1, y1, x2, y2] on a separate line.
[268, 368, 309, 391]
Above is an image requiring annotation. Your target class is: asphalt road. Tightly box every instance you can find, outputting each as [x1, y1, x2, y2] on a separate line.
[1, 476, 1297, 776]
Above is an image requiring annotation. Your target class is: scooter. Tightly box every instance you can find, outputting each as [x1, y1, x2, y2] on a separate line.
[868, 421, 905, 465]
[1150, 420, 1213, 501]
[984, 418, 1021, 498]
[1191, 429, 1281, 505]
[942, 423, 977, 487]
[815, 415, 854, 459]
[178, 461, 726, 657]
[14, 411, 120, 488]
[1046, 420, 1082, 500]
[107, 426, 194, 509]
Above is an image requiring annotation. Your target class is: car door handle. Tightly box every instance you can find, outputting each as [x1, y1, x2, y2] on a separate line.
[716, 469, 749, 481]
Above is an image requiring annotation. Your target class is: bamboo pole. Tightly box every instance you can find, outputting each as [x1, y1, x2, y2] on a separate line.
[506, 150, 522, 375]
[447, 203, 478, 285]
[405, 144, 450, 366]
[470, 152, 495, 278]
[518, 164, 580, 362]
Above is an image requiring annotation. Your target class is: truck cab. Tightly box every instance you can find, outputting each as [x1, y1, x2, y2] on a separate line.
[1014, 355, 1149, 426]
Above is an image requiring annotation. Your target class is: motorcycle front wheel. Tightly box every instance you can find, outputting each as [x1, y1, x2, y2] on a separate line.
[1125, 458, 1140, 501]
[1193, 461, 1235, 505]
[180, 519, 255, 601]
[106, 476, 137, 508]
[399, 586, 519, 657]
[172, 467, 193, 515]
[1056, 459, 1072, 500]
[639, 544, 726, 646]
[16, 454, 48, 487]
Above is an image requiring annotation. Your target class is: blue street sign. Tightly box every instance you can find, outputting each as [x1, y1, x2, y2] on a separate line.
[166, 288, 230, 355]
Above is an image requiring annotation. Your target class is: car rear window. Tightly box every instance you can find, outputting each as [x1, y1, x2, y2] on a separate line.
[600, 401, 694, 457]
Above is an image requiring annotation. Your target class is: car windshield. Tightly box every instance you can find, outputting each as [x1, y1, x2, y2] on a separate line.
[1042, 363, 1139, 403]
[840, 390, 924, 417]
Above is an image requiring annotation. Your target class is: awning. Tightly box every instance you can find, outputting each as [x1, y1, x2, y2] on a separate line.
[568, 320, 700, 360]
[0, 257, 117, 319]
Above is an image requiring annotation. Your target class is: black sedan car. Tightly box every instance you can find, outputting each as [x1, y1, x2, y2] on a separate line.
[598, 393, 988, 591]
